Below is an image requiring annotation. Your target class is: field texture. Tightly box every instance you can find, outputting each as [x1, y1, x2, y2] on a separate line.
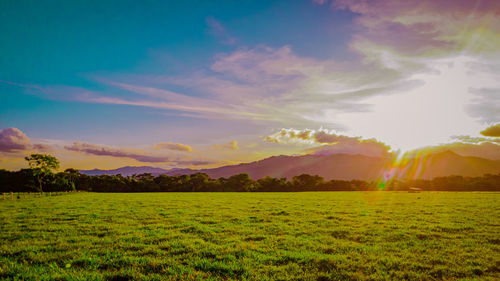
[0, 192, 499, 280]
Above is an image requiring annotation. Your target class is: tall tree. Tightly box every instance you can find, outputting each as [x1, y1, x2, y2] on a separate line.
[25, 154, 60, 192]
[291, 174, 324, 190]
[64, 168, 80, 191]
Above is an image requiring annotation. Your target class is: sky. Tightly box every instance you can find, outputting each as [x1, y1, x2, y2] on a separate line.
[1, 0, 499, 170]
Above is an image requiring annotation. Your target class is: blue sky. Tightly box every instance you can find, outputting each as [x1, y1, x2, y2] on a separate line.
[1, 0, 499, 170]
[1, 0, 355, 142]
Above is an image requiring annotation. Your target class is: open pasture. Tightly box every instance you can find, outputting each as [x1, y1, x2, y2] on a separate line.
[0, 192, 499, 280]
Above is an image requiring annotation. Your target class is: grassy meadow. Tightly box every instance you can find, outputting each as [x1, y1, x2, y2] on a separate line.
[0, 192, 499, 280]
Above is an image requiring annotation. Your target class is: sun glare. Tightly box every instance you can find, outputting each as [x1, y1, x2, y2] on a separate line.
[337, 56, 494, 152]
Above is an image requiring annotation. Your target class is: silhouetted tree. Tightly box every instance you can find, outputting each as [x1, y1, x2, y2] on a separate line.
[291, 174, 324, 191]
[25, 154, 60, 192]
[226, 173, 254, 192]
[255, 176, 288, 192]
[2, 164, 500, 193]
[64, 168, 80, 191]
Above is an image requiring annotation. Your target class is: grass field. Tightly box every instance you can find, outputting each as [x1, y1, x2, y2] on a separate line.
[0, 192, 499, 280]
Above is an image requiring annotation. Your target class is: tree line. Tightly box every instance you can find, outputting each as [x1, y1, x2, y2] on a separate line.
[1, 154, 499, 193]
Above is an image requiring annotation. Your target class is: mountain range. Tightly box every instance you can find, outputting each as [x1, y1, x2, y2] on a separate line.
[80, 150, 500, 180]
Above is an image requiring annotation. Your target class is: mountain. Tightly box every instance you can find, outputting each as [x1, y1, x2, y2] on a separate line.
[80, 151, 500, 180]
[397, 150, 500, 179]
[81, 166, 199, 177]
[81, 166, 170, 176]
[164, 168, 198, 176]
[196, 154, 392, 180]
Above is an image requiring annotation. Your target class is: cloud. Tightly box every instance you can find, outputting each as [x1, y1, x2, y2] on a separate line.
[0, 128, 31, 152]
[232, 47, 418, 123]
[97, 44, 418, 128]
[265, 128, 377, 145]
[32, 143, 52, 151]
[466, 88, 500, 124]
[154, 142, 193, 152]
[0, 80, 104, 103]
[307, 141, 392, 158]
[452, 135, 500, 144]
[265, 128, 391, 157]
[481, 124, 500, 137]
[264, 128, 315, 144]
[64, 142, 213, 165]
[1, 39, 455, 133]
[74, 79, 275, 121]
[206, 16, 237, 45]
[332, 0, 500, 56]
[0, 79, 269, 121]
[311, 0, 327, 5]
[212, 140, 239, 150]
[65, 142, 173, 163]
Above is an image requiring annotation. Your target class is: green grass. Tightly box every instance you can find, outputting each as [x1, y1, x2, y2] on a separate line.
[0, 192, 499, 280]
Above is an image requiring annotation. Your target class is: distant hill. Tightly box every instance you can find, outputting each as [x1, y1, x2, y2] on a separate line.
[81, 166, 170, 176]
[397, 150, 500, 179]
[81, 166, 199, 177]
[195, 154, 392, 180]
[81, 151, 500, 180]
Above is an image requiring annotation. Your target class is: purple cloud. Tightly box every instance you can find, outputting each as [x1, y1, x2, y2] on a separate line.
[65, 141, 213, 165]
[0, 128, 31, 152]
[65, 142, 173, 163]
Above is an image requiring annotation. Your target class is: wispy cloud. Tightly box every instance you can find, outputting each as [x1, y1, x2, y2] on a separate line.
[332, 0, 500, 56]
[0, 79, 271, 121]
[467, 88, 500, 124]
[64, 141, 212, 165]
[154, 142, 193, 152]
[212, 140, 239, 150]
[206, 16, 237, 45]
[65, 142, 173, 163]
[122, 45, 423, 128]
[452, 135, 500, 144]
[32, 143, 52, 151]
